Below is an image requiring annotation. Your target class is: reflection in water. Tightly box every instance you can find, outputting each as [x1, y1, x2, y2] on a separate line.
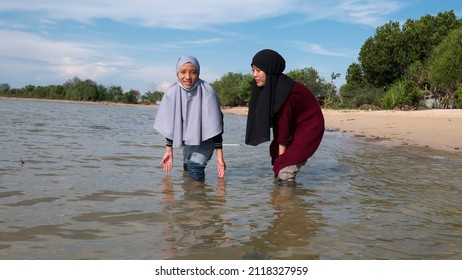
[159, 175, 229, 259]
[1, 99, 462, 259]
[245, 186, 323, 260]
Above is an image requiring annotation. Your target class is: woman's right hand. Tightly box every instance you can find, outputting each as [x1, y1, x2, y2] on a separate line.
[160, 147, 173, 173]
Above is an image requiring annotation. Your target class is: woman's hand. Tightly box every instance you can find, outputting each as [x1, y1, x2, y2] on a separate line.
[160, 147, 173, 173]
[216, 149, 226, 178]
[278, 144, 287, 155]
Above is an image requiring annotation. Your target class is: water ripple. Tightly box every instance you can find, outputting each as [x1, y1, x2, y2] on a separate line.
[1, 99, 461, 260]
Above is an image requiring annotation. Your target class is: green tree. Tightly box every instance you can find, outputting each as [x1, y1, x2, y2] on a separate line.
[63, 77, 81, 100]
[24, 85, 36, 98]
[122, 89, 140, 104]
[345, 63, 365, 87]
[359, 21, 404, 87]
[62, 77, 99, 101]
[30, 86, 47, 98]
[236, 74, 253, 105]
[286, 67, 328, 99]
[79, 79, 98, 101]
[107, 85, 124, 102]
[455, 87, 462, 108]
[212, 72, 251, 107]
[429, 27, 462, 94]
[5, 87, 23, 97]
[0, 83, 10, 94]
[402, 11, 461, 64]
[404, 60, 429, 89]
[47, 85, 64, 99]
[340, 83, 384, 109]
[96, 84, 108, 101]
[381, 80, 421, 109]
[340, 63, 376, 108]
[358, 10, 461, 89]
[141, 90, 163, 105]
[323, 72, 341, 107]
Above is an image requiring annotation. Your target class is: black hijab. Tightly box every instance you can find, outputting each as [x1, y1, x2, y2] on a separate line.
[245, 49, 295, 146]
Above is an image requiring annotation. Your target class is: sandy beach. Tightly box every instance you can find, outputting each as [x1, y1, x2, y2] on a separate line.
[222, 106, 462, 154]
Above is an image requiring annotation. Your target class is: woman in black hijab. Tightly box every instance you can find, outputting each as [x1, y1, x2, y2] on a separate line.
[245, 49, 324, 184]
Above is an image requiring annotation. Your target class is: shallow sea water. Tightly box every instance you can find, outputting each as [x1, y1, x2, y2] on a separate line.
[1, 99, 461, 259]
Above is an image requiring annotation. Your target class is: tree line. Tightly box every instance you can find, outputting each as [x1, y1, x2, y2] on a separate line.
[341, 10, 462, 109]
[1, 10, 461, 110]
[0, 77, 143, 105]
[0, 67, 337, 108]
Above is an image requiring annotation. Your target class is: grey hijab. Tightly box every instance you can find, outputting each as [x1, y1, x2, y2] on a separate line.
[153, 56, 222, 148]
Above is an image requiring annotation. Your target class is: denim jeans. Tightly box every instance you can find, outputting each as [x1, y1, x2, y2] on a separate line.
[183, 139, 214, 181]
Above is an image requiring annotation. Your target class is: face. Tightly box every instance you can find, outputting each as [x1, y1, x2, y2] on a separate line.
[177, 62, 198, 89]
[251, 65, 266, 87]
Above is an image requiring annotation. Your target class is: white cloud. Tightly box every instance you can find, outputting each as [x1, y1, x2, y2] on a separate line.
[0, 30, 139, 87]
[0, 30, 93, 60]
[121, 64, 174, 92]
[1, 0, 404, 29]
[157, 81, 172, 92]
[158, 38, 225, 49]
[281, 0, 405, 27]
[0, 0, 410, 90]
[0, 28, 221, 91]
[0, 0, 294, 29]
[294, 41, 356, 58]
[337, 0, 404, 26]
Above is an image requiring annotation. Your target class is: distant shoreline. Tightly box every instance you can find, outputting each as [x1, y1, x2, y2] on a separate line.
[0, 96, 156, 108]
[3, 97, 461, 154]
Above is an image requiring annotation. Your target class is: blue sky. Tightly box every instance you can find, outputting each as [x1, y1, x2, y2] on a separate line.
[1, 0, 460, 93]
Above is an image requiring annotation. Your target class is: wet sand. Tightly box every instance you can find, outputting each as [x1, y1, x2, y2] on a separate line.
[222, 107, 462, 154]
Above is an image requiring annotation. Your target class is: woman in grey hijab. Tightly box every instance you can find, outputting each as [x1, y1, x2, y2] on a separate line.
[154, 56, 226, 181]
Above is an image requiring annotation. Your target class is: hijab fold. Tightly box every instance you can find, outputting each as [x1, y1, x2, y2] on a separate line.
[154, 56, 222, 148]
[245, 49, 294, 146]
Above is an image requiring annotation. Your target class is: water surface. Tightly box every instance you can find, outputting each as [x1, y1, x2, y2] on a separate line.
[1, 99, 461, 259]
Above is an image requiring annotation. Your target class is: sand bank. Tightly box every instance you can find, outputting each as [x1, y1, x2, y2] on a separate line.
[222, 107, 462, 154]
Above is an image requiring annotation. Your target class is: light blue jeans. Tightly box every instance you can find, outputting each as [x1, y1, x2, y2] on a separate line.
[183, 139, 214, 181]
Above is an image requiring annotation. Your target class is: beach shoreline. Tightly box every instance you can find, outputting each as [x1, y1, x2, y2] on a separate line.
[3, 97, 461, 154]
[222, 107, 462, 154]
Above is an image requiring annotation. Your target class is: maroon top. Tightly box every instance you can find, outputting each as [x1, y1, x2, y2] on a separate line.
[270, 82, 325, 177]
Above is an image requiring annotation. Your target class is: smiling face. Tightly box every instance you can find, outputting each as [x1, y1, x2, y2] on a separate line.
[177, 62, 198, 89]
[251, 65, 266, 88]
